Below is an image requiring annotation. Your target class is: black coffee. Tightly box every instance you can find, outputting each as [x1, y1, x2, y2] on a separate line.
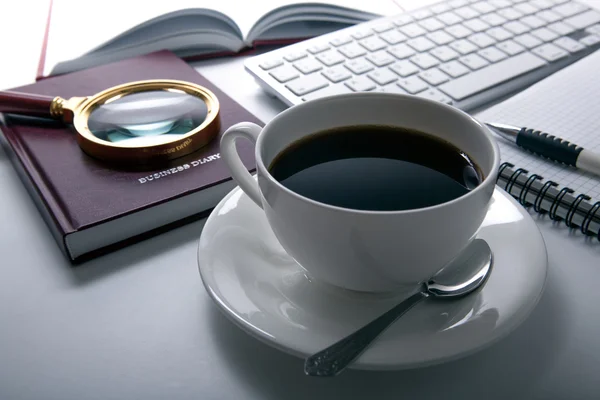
[268, 125, 482, 211]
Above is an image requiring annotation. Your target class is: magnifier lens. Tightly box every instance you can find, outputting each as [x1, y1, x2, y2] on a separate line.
[87, 89, 208, 146]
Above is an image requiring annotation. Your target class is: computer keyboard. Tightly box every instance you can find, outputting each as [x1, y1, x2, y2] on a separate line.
[245, 0, 600, 112]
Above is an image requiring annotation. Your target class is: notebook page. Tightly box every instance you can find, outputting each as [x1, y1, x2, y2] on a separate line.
[475, 50, 600, 202]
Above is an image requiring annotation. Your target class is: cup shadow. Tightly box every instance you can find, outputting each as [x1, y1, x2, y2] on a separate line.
[206, 270, 566, 400]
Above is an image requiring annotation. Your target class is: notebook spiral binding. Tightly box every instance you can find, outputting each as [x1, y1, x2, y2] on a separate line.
[497, 162, 600, 240]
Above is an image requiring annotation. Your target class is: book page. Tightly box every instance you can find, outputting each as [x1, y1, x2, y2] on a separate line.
[475, 50, 600, 202]
[44, 0, 221, 76]
[216, 0, 401, 39]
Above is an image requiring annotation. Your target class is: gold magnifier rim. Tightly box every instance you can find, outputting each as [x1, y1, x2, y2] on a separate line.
[67, 79, 220, 166]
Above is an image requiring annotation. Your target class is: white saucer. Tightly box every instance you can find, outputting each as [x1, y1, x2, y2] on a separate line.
[198, 187, 548, 370]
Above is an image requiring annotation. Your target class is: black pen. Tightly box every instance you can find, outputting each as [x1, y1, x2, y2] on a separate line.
[485, 122, 600, 178]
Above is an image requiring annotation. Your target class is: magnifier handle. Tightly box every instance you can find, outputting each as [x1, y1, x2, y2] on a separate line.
[221, 122, 263, 208]
[0, 91, 56, 118]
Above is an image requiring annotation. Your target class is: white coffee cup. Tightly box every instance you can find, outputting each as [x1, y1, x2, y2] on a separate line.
[220, 93, 500, 292]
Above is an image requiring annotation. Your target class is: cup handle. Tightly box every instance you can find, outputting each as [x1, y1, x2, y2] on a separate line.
[220, 122, 264, 208]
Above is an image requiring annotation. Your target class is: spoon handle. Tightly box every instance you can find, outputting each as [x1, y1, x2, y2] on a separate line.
[304, 291, 429, 377]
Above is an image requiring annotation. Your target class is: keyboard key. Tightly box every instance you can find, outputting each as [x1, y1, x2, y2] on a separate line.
[547, 21, 576, 35]
[330, 36, 352, 47]
[587, 24, 600, 35]
[531, 0, 553, 9]
[552, 2, 588, 18]
[487, 26, 514, 41]
[286, 74, 329, 96]
[514, 33, 543, 48]
[454, 6, 480, 20]
[410, 53, 440, 68]
[438, 52, 546, 100]
[389, 60, 420, 77]
[345, 58, 375, 74]
[259, 59, 283, 70]
[479, 12, 508, 26]
[413, 9, 434, 20]
[496, 39, 526, 55]
[400, 23, 428, 38]
[531, 42, 569, 61]
[378, 83, 409, 94]
[352, 29, 374, 40]
[459, 53, 490, 69]
[293, 58, 323, 74]
[284, 51, 307, 62]
[338, 43, 367, 58]
[345, 76, 376, 91]
[430, 45, 460, 61]
[407, 36, 436, 52]
[388, 43, 417, 59]
[449, 0, 469, 8]
[307, 43, 331, 54]
[531, 27, 559, 41]
[427, 30, 456, 45]
[431, 3, 452, 14]
[303, 84, 352, 101]
[437, 11, 463, 26]
[366, 50, 396, 66]
[420, 68, 450, 85]
[472, 2, 497, 14]
[490, 0, 511, 8]
[520, 15, 546, 28]
[380, 30, 408, 44]
[393, 14, 414, 27]
[463, 18, 491, 32]
[514, 3, 540, 15]
[417, 87, 453, 104]
[468, 32, 497, 48]
[564, 10, 600, 30]
[439, 60, 471, 77]
[450, 38, 479, 54]
[373, 22, 396, 33]
[445, 24, 473, 39]
[359, 36, 388, 52]
[368, 69, 399, 85]
[478, 46, 508, 62]
[553, 36, 586, 53]
[580, 34, 600, 46]
[316, 50, 345, 66]
[397, 75, 429, 94]
[536, 10, 562, 23]
[419, 17, 446, 32]
[497, 7, 524, 21]
[269, 65, 299, 83]
[321, 66, 352, 83]
[505, 21, 530, 34]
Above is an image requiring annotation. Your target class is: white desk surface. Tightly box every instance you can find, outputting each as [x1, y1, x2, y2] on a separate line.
[1, 3, 600, 400]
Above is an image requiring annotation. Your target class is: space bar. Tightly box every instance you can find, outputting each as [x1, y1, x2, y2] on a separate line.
[438, 53, 547, 101]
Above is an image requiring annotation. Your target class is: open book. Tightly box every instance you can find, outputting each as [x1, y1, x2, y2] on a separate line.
[39, 0, 402, 79]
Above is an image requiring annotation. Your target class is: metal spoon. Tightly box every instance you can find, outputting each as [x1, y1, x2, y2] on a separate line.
[304, 238, 493, 377]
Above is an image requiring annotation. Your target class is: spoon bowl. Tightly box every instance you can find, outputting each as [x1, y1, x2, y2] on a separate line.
[427, 239, 493, 298]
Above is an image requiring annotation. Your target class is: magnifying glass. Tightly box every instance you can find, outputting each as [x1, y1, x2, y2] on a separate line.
[0, 79, 220, 166]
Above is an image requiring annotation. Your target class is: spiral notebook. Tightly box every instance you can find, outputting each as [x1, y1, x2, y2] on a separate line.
[474, 50, 600, 239]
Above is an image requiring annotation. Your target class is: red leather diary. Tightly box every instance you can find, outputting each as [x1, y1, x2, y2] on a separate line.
[0, 50, 261, 263]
